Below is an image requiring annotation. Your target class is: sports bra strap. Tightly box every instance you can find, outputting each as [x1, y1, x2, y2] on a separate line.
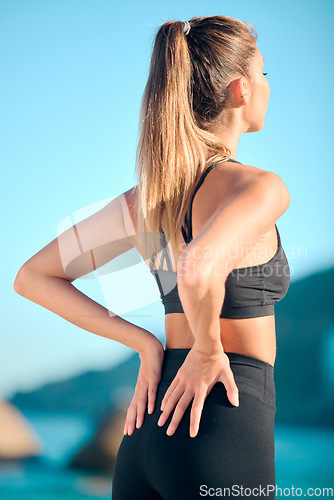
[181, 158, 241, 244]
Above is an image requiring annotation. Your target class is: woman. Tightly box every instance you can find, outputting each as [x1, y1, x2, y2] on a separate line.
[14, 15, 290, 500]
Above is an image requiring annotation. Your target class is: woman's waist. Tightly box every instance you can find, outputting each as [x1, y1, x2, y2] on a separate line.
[165, 313, 276, 366]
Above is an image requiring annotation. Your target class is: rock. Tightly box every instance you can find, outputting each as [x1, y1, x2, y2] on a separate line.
[0, 400, 43, 459]
[69, 406, 127, 475]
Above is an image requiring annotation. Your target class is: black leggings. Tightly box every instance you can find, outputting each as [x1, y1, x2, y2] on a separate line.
[111, 349, 276, 499]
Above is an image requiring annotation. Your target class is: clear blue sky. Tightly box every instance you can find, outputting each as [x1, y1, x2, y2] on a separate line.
[2, 0, 333, 399]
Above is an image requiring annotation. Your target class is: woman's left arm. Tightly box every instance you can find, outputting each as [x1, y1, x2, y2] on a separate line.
[157, 171, 290, 438]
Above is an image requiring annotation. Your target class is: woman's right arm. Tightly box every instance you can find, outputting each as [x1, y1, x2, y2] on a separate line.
[14, 257, 159, 354]
[13, 193, 165, 432]
[13, 193, 159, 354]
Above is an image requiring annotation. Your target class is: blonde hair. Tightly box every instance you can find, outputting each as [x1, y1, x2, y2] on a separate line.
[135, 15, 258, 261]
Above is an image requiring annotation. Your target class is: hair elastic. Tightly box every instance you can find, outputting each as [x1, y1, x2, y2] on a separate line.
[183, 21, 191, 35]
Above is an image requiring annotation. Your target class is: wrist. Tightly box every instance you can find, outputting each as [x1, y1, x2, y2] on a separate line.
[192, 338, 224, 357]
[192, 318, 222, 353]
[138, 331, 164, 358]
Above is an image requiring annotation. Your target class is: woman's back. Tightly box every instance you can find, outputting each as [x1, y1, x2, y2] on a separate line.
[126, 159, 288, 366]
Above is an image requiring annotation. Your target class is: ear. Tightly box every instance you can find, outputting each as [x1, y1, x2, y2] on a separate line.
[227, 77, 249, 107]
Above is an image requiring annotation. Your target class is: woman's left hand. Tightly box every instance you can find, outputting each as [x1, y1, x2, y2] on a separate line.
[157, 343, 239, 438]
[123, 337, 165, 436]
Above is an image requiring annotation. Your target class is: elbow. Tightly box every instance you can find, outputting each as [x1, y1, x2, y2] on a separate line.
[177, 253, 218, 291]
[273, 173, 290, 212]
[260, 171, 291, 217]
[177, 253, 201, 289]
[13, 265, 31, 296]
[177, 260, 223, 307]
[282, 183, 290, 211]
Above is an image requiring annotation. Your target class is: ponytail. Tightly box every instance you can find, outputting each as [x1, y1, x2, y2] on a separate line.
[135, 16, 257, 261]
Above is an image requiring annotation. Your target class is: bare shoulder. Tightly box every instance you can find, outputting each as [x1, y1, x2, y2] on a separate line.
[192, 161, 290, 239]
[215, 160, 287, 190]
[200, 160, 289, 207]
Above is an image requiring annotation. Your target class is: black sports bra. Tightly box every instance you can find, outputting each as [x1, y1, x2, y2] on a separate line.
[149, 159, 290, 319]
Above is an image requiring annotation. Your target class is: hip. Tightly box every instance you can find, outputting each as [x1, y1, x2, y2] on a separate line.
[114, 348, 277, 497]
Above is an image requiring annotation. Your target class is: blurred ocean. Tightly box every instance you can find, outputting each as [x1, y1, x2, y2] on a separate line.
[0, 412, 333, 499]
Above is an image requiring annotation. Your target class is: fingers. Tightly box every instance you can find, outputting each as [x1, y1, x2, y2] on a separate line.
[189, 389, 207, 438]
[164, 391, 193, 436]
[135, 386, 148, 429]
[124, 383, 157, 436]
[147, 383, 158, 415]
[158, 385, 208, 438]
[124, 378, 161, 435]
[160, 375, 179, 412]
[157, 384, 185, 429]
[124, 396, 138, 436]
[220, 363, 239, 407]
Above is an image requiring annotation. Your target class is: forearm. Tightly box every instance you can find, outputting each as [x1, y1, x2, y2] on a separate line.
[176, 172, 289, 353]
[177, 256, 226, 354]
[14, 268, 159, 354]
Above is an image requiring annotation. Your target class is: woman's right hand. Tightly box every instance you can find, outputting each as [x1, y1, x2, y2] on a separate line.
[124, 338, 165, 436]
